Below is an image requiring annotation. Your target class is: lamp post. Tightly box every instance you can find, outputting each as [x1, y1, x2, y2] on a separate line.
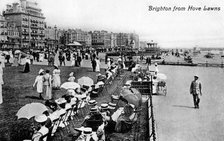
[54, 25, 57, 52]
[47, 37, 50, 66]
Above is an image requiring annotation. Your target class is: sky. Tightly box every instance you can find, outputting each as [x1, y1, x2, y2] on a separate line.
[1, 0, 224, 48]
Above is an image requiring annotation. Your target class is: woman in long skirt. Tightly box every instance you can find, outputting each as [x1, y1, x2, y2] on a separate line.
[52, 65, 61, 89]
[33, 69, 44, 99]
[95, 57, 100, 72]
[43, 70, 52, 100]
[0, 62, 4, 104]
[23, 57, 30, 73]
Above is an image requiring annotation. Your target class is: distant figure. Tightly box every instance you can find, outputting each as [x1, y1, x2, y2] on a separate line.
[92, 58, 97, 72]
[190, 75, 202, 109]
[33, 69, 44, 100]
[95, 57, 100, 72]
[23, 57, 30, 73]
[43, 70, 52, 100]
[155, 63, 159, 75]
[0, 62, 4, 104]
[52, 65, 61, 89]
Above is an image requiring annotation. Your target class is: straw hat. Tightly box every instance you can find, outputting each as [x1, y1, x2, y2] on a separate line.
[100, 103, 108, 110]
[83, 127, 92, 134]
[88, 100, 97, 106]
[90, 107, 98, 113]
[38, 69, 44, 75]
[34, 114, 47, 123]
[108, 102, 116, 110]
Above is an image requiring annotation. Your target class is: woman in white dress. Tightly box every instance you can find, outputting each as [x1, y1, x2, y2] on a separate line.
[39, 52, 44, 62]
[0, 61, 3, 104]
[43, 70, 52, 100]
[71, 54, 75, 66]
[52, 65, 61, 89]
[33, 69, 44, 99]
[0, 54, 5, 68]
[95, 57, 100, 72]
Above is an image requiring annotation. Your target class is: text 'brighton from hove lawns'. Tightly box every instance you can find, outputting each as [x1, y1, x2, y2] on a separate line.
[148, 5, 221, 12]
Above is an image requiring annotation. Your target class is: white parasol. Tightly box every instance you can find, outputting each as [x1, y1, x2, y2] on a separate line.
[60, 82, 80, 90]
[78, 76, 94, 86]
[16, 103, 48, 119]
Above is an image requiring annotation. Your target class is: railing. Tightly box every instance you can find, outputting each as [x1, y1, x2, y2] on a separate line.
[148, 85, 156, 141]
[160, 60, 224, 68]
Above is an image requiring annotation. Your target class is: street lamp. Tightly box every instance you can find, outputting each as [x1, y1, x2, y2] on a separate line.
[47, 37, 50, 65]
[54, 25, 57, 51]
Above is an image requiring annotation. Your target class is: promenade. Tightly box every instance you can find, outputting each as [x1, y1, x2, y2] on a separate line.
[153, 65, 224, 141]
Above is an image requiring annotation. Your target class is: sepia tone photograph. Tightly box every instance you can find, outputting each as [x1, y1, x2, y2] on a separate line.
[0, 0, 224, 141]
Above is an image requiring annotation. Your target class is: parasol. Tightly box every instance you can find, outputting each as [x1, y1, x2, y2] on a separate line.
[120, 88, 142, 108]
[78, 76, 94, 86]
[16, 103, 48, 119]
[60, 82, 80, 90]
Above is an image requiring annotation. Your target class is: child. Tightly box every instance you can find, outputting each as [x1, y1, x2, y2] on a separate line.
[68, 72, 75, 82]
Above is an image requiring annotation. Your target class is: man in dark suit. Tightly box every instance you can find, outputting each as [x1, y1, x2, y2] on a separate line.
[190, 75, 202, 108]
[92, 59, 97, 72]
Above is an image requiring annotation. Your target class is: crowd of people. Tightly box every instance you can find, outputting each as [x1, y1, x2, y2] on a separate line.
[27, 58, 126, 141]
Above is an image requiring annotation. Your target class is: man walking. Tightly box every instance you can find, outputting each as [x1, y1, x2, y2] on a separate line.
[190, 75, 202, 108]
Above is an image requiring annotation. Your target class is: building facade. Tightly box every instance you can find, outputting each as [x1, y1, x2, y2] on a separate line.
[0, 15, 8, 49]
[3, 0, 45, 49]
[91, 30, 112, 49]
[7, 21, 20, 49]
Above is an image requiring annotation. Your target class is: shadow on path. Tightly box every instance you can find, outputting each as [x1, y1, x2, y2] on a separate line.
[172, 105, 195, 109]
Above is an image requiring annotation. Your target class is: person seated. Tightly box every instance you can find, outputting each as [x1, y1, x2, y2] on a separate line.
[42, 111, 53, 129]
[106, 69, 113, 81]
[113, 103, 137, 133]
[82, 107, 104, 131]
[97, 73, 106, 82]
[32, 115, 49, 141]
[45, 100, 58, 112]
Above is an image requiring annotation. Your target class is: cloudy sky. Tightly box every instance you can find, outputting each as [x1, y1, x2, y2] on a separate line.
[1, 0, 224, 48]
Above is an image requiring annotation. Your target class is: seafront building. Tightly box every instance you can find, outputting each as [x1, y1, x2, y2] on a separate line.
[3, 0, 46, 49]
[1, 0, 141, 50]
[7, 21, 20, 49]
[0, 15, 8, 49]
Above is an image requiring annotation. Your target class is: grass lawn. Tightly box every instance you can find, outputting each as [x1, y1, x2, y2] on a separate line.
[0, 64, 148, 141]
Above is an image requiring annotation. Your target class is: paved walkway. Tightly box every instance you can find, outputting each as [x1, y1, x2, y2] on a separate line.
[152, 65, 224, 141]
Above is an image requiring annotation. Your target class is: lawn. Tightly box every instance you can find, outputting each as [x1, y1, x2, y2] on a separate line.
[0, 64, 148, 141]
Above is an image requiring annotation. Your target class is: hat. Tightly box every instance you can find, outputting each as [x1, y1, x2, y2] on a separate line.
[83, 127, 92, 134]
[88, 100, 97, 106]
[96, 73, 102, 76]
[38, 69, 44, 74]
[34, 114, 47, 123]
[194, 75, 199, 78]
[90, 107, 98, 113]
[55, 98, 66, 104]
[108, 102, 116, 110]
[69, 72, 74, 77]
[54, 64, 58, 68]
[97, 81, 104, 86]
[100, 103, 108, 110]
